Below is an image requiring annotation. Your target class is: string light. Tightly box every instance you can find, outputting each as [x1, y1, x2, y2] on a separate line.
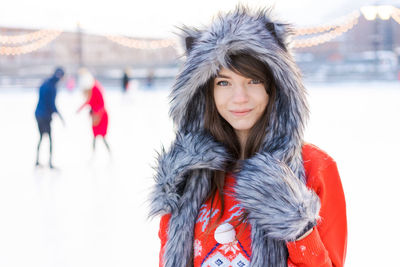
[377, 5, 393, 20]
[295, 10, 360, 36]
[293, 11, 360, 48]
[106, 9, 364, 50]
[392, 7, 400, 24]
[0, 30, 62, 56]
[0, 29, 57, 44]
[1, 6, 398, 55]
[106, 35, 176, 50]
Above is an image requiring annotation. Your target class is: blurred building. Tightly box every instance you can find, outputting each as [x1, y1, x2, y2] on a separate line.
[296, 16, 400, 57]
[294, 7, 400, 81]
[2, 5, 400, 85]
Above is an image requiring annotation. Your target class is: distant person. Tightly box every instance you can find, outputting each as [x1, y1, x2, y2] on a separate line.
[34, 67, 65, 168]
[146, 69, 154, 88]
[65, 75, 76, 92]
[122, 68, 130, 93]
[77, 68, 110, 153]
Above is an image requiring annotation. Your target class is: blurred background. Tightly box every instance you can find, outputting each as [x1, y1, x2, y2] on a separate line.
[1, 0, 399, 266]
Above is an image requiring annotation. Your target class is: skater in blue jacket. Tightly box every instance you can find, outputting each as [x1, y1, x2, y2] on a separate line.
[34, 67, 65, 168]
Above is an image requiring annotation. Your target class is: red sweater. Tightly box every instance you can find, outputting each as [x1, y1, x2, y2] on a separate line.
[158, 144, 347, 266]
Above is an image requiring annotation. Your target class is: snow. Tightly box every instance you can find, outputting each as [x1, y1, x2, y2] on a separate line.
[0, 81, 399, 266]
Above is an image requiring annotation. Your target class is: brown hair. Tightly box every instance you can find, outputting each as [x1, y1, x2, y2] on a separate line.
[202, 53, 276, 234]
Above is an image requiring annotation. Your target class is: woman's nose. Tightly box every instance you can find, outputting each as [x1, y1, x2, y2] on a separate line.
[232, 84, 249, 103]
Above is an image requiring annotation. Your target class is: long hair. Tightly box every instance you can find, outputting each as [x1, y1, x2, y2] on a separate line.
[202, 53, 276, 231]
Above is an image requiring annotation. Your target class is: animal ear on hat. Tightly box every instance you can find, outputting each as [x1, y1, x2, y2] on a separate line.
[265, 21, 291, 51]
[178, 26, 201, 54]
[185, 36, 195, 52]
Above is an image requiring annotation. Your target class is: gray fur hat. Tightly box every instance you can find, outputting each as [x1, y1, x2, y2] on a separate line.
[170, 6, 308, 145]
[150, 6, 320, 267]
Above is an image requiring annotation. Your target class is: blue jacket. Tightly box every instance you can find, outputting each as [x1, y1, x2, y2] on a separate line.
[35, 73, 62, 119]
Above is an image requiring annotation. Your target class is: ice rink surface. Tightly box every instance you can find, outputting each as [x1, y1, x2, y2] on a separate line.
[1, 81, 399, 266]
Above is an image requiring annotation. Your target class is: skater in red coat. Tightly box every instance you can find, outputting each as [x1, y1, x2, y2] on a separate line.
[77, 69, 111, 153]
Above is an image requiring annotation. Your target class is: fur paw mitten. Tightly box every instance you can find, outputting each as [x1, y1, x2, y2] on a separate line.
[235, 152, 320, 241]
[149, 131, 229, 217]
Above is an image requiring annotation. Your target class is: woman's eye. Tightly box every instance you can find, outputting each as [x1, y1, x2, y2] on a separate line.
[216, 81, 229, 86]
[249, 79, 263, 84]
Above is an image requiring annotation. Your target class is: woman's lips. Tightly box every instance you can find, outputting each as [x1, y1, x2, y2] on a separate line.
[230, 109, 252, 116]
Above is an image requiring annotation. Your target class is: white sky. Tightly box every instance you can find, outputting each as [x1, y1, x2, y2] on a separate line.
[0, 0, 384, 37]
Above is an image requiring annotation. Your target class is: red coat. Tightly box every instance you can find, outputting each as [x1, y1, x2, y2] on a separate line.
[79, 81, 108, 137]
[158, 144, 347, 266]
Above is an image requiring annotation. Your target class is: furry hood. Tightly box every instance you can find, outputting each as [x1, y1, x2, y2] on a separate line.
[170, 7, 308, 155]
[150, 6, 320, 267]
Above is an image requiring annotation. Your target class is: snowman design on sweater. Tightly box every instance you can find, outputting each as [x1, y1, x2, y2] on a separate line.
[193, 175, 251, 267]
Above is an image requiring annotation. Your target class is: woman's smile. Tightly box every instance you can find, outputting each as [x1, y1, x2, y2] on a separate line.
[230, 108, 253, 117]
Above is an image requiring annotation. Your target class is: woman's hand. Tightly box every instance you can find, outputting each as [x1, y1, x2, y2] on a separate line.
[92, 114, 101, 126]
[296, 228, 313, 241]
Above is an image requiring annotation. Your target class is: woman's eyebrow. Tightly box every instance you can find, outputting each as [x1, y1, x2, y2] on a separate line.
[216, 74, 231, 79]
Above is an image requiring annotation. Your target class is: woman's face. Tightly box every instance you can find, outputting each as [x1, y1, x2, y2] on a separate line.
[213, 67, 269, 139]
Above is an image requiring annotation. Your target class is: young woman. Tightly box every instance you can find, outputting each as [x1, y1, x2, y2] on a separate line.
[77, 69, 111, 153]
[149, 7, 347, 267]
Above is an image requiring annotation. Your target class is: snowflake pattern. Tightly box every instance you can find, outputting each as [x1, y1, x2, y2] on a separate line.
[202, 251, 249, 267]
[219, 240, 240, 255]
[194, 239, 203, 257]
